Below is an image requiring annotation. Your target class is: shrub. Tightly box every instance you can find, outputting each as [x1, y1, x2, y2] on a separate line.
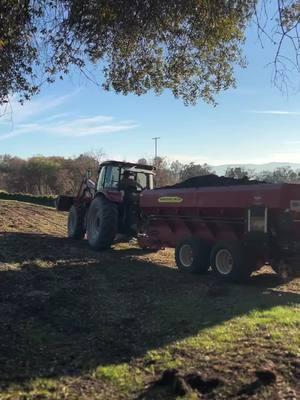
[0, 191, 56, 207]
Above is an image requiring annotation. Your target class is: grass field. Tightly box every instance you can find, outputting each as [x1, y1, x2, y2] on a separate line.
[0, 200, 299, 399]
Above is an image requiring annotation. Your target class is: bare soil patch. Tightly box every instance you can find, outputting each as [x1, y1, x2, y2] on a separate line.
[0, 200, 299, 399]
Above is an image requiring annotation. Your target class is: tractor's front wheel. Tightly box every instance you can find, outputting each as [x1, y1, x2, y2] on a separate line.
[67, 205, 85, 239]
[87, 196, 118, 250]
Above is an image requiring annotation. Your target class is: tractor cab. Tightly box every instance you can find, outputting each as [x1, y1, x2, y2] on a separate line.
[95, 161, 155, 237]
[96, 160, 155, 193]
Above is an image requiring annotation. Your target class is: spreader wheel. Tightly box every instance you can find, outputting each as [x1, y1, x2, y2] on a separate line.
[210, 240, 252, 282]
[175, 238, 211, 274]
[67, 205, 85, 240]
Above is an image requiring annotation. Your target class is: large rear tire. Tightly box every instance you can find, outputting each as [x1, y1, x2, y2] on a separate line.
[175, 238, 211, 274]
[87, 196, 118, 250]
[210, 240, 252, 282]
[67, 205, 85, 239]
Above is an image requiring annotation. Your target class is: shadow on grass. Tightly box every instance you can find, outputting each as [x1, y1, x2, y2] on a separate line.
[0, 232, 299, 389]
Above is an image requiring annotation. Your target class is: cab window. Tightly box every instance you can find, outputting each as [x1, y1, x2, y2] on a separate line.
[136, 172, 147, 189]
[97, 166, 120, 190]
[97, 167, 106, 190]
[105, 166, 119, 188]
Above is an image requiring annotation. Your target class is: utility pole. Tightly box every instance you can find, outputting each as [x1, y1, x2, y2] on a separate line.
[152, 137, 160, 159]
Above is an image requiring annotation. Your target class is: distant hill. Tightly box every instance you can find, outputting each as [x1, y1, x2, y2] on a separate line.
[213, 162, 300, 176]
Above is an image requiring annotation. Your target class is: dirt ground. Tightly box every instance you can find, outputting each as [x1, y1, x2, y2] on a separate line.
[0, 200, 299, 399]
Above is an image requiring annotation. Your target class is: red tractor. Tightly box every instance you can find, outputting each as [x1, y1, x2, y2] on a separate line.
[56, 160, 155, 250]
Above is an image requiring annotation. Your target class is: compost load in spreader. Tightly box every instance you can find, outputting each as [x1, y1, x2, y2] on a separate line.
[161, 174, 265, 189]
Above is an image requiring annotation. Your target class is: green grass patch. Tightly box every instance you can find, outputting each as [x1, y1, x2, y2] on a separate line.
[179, 304, 300, 354]
[94, 364, 143, 392]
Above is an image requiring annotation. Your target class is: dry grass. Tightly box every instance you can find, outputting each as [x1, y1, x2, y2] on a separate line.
[0, 200, 67, 236]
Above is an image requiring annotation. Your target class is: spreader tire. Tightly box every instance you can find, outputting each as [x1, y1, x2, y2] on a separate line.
[87, 196, 118, 250]
[210, 240, 252, 282]
[175, 238, 211, 274]
[67, 205, 85, 240]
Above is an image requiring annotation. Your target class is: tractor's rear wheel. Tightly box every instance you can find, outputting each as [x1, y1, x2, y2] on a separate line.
[87, 196, 118, 250]
[67, 205, 85, 239]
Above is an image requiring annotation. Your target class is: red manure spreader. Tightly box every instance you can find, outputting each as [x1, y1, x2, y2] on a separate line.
[57, 160, 300, 282]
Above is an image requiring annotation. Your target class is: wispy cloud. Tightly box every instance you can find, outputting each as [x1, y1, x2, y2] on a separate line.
[0, 91, 138, 140]
[248, 110, 300, 116]
[20, 116, 138, 138]
[1, 91, 79, 124]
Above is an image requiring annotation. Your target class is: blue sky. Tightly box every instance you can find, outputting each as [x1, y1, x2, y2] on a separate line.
[0, 19, 299, 166]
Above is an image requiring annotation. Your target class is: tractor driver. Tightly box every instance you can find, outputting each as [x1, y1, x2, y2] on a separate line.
[119, 170, 143, 234]
[119, 170, 143, 191]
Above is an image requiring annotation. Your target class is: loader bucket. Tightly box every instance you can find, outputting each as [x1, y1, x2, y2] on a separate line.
[55, 195, 74, 212]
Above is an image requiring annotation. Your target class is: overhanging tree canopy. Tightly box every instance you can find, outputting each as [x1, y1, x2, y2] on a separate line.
[0, 0, 299, 105]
